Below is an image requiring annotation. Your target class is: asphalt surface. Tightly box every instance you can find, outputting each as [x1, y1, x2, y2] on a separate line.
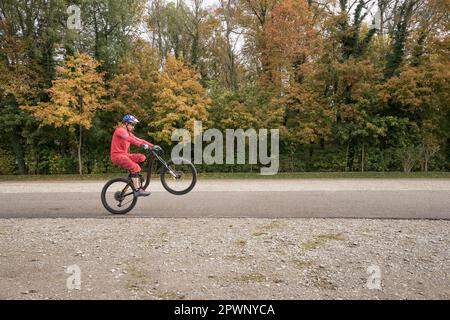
[0, 179, 449, 219]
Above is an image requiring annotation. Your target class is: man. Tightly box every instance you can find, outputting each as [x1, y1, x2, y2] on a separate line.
[110, 114, 161, 197]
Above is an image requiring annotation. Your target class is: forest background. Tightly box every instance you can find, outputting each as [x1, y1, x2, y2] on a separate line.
[0, 0, 448, 175]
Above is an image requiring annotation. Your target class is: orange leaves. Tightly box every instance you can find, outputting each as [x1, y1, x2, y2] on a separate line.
[334, 58, 382, 102]
[263, 0, 321, 87]
[266, 0, 319, 56]
[381, 67, 432, 113]
[0, 28, 43, 105]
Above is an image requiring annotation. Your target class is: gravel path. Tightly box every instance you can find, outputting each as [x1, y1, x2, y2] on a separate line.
[0, 218, 448, 300]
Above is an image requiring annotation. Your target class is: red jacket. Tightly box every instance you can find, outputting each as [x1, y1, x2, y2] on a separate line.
[110, 126, 154, 158]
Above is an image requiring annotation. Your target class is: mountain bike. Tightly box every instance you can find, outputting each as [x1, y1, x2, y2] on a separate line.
[101, 148, 197, 214]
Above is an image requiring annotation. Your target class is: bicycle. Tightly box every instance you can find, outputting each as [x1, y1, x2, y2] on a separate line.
[101, 147, 197, 215]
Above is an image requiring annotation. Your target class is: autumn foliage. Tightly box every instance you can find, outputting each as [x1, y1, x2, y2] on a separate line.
[152, 56, 210, 143]
[0, 0, 448, 174]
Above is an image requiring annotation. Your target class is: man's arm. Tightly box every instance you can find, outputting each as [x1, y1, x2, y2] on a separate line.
[117, 128, 149, 147]
[130, 132, 154, 149]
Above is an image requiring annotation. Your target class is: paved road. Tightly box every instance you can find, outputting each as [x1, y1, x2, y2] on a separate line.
[0, 179, 449, 219]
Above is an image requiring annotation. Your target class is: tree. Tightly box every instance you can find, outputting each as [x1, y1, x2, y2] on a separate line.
[22, 53, 107, 175]
[238, 0, 279, 84]
[76, 0, 146, 77]
[315, 1, 380, 171]
[0, 16, 44, 174]
[384, 0, 419, 79]
[151, 56, 210, 144]
[264, 0, 321, 89]
[147, 0, 192, 64]
[209, 87, 258, 131]
[206, 0, 242, 92]
[108, 39, 160, 123]
[0, 0, 63, 174]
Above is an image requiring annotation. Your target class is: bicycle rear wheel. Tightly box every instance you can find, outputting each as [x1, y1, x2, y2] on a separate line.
[160, 158, 197, 195]
[101, 178, 137, 214]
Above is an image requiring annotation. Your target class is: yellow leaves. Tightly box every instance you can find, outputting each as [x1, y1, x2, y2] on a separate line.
[20, 53, 106, 130]
[152, 56, 210, 144]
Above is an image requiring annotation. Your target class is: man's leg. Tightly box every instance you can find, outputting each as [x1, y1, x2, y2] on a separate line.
[128, 153, 146, 164]
[126, 154, 150, 197]
[112, 154, 149, 197]
[127, 154, 147, 190]
[130, 174, 141, 190]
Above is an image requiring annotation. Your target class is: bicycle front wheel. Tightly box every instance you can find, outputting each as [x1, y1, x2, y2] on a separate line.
[160, 158, 197, 195]
[101, 178, 137, 214]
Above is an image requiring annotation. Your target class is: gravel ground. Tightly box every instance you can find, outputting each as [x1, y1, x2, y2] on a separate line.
[0, 218, 449, 300]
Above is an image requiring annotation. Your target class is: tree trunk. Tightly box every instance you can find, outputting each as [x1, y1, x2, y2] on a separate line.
[78, 124, 83, 175]
[346, 142, 355, 172]
[35, 150, 40, 175]
[402, 148, 416, 173]
[10, 130, 27, 175]
[380, 150, 385, 172]
[291, 152, 295, 172]
[191, 30, 199, 66]
[361, 143, 365, 172]
[306, 145, 314, 172]
[345, 142, 349, 172]
[93, 4, 100, 60]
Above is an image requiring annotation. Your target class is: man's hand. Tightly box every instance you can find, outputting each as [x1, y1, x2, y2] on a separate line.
[152, 145, 162, 152]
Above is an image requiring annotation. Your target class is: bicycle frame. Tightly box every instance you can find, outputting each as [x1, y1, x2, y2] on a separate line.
[119, 150, 178, 198]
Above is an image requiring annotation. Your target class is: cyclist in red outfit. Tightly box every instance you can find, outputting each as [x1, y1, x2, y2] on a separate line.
[110, 115, 161, 197]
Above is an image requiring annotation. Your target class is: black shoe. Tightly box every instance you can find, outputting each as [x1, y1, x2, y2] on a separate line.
[134, 189, 151, 197]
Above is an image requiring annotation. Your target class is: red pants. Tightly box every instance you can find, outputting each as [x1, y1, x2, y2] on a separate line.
[111, 153, 146, 174]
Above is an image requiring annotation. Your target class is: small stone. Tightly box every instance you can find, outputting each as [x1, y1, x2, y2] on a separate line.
[21, 289, 37, 295]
